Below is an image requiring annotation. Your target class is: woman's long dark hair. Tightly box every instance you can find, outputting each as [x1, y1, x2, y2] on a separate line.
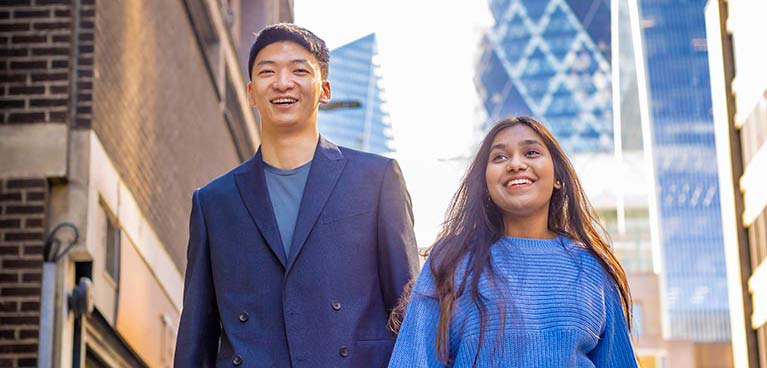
[388, 117, 632, 365]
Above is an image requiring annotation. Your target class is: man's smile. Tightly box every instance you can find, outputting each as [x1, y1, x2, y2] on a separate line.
[270, 97, 298, 106]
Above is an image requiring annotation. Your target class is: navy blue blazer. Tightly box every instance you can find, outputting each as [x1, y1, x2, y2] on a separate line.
[174, 137, 419, 367]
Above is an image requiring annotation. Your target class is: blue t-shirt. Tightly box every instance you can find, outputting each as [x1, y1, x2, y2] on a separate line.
[263, 160, 312, 259]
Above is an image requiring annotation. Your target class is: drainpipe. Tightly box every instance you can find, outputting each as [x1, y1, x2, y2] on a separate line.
[38, 223, 79, 368]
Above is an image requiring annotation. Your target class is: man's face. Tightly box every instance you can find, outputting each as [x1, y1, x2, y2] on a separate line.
[247, 41, 330, 132]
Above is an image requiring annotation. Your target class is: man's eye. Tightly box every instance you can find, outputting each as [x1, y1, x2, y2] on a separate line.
[295, 69, 309, 74]
[258, 70, 274, 75]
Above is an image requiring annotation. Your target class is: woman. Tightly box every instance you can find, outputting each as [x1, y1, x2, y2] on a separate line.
[388, 117, 638, 367]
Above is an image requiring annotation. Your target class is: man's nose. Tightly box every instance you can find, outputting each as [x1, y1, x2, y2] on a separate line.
[272, 72, 293, 90]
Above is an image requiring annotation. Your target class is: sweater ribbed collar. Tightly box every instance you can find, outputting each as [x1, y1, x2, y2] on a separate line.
[496, 235, 571, 253]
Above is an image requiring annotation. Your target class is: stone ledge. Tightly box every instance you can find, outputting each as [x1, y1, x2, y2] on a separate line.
[0, 123, 67, 179]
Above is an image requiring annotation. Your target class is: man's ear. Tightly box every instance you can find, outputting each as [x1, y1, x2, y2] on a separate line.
[319, 80, 331, 104]
[247, 82, 257, 107]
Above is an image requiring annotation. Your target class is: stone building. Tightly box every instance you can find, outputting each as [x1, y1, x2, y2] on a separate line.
[707, 0, 767, 366]
[0, 0, 292, 366]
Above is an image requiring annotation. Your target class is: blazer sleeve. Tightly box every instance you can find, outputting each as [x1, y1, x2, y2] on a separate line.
[376, 159, 420, 313]
[588, 281, 639, 368]
[174, 189, 220, 367]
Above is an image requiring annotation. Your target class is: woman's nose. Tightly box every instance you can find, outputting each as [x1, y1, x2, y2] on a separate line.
[506, 156, 528, 172]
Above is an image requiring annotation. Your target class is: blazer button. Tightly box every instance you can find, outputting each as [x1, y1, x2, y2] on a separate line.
[339, 346, 349, 358]
[331, 301, 341, 311]
[232, 354, 242, 366]
[238, 312, 249, 322]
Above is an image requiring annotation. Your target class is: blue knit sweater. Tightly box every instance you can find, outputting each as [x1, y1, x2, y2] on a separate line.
[389, 236, 638, 367]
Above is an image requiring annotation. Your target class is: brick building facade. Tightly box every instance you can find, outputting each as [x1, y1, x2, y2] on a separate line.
[1, 0, 293, 366]
[0, 178, 48, 367]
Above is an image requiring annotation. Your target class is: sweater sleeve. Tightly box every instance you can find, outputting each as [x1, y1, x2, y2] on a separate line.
[588, 281, 639, 368]
[388, 263, 448, 368]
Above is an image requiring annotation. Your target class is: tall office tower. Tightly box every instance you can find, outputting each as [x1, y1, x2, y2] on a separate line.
[639, 0, 730, 342]
[476, 0, 614, 153]
[476, 0, 652, 262]
[476, 0, 651, 335]
[318, 33, 394, 155]
[476, 1, 734, 366]
[476, 1, 653, 265]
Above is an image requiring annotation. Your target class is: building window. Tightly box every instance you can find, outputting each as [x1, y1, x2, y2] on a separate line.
[183, 0, 222, 96]
[104, 209, 120, 284]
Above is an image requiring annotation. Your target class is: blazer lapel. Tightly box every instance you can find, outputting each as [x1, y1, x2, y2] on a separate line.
[285, 137, 347, 273]
[234, 150, 287, 267]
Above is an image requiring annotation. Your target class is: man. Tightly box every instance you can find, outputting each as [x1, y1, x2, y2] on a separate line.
[174, 23, 419, 367]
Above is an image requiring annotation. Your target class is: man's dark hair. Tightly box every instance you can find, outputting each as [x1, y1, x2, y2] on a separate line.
[247, 23, 330, 81]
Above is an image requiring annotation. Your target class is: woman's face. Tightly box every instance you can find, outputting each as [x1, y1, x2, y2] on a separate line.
[485, 124, 559, 222]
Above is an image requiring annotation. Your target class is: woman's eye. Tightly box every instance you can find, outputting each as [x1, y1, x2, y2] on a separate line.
[492, 153, 507, 161]
[525, 150, 541, 157]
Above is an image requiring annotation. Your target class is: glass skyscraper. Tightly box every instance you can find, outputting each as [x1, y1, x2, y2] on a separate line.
[477, 0, 653, 307]
[639, 0, 730, 341]
[476, 0, 614, 154]
[318, 33, 394, 155]
[476, 0, 651, 258]
[478, 0, 731, 345]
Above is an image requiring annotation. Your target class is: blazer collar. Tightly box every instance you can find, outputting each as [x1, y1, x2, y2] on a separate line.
[286, 136, 346, 272]
[234, 149, 287, 267]
[233, 136, 347, 271]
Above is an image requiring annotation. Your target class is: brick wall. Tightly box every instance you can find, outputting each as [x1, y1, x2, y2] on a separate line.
[0, 1, 255, 365]
[1, 2, 72, 366]
[0, 1, 73, 125]
[73, 0, 94, 128]
[0, 178, 48, 368]
[3, 0, 252, 273]
[93, 0, 242, 271]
